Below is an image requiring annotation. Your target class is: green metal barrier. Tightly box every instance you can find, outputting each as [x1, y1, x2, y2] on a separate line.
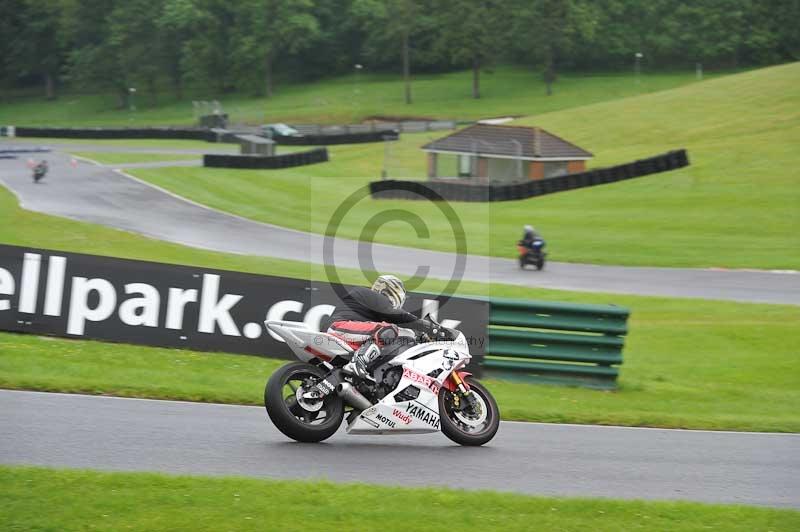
[484, 298, 630, 389]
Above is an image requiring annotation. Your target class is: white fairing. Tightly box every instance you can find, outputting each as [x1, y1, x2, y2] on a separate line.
[348, 331, 471, 435]
[265, 320, 472, 435]
[265, 320, 354, 363]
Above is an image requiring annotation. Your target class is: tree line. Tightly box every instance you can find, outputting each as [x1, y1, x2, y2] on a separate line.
[1, 0, 797, 107]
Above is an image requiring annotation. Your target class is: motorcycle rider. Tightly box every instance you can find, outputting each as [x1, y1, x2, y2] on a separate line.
[518, 224, 541, 251]
[32, 160, 48, 183]
[326, 274, 435, 381]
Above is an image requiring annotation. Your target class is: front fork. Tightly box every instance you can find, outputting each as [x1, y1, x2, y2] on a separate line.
[449, 371, 471, 395]
[447, 371, 479, 412]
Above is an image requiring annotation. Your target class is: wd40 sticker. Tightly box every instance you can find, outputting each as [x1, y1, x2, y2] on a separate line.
[402, 367, 440, 394]
[404, 402, 440, 430]
[361, 416, 380, 429]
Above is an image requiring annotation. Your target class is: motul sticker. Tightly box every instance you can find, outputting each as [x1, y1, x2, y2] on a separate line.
[375, 412, 396, 428]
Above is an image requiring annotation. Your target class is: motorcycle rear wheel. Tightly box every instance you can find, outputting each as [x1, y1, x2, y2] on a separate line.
[264, 362, 344, 443]
[438, 377, 500, 446]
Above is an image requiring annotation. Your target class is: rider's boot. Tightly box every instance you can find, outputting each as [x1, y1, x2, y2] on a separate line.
[343, 342, 380, 382]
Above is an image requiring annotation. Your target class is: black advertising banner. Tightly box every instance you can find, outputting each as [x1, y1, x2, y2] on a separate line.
[0, 244, 488, 362]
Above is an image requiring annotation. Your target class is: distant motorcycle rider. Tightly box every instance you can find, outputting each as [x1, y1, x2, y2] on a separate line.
[32, 160, 48, 183]
[326, 275, 435, 381]
[519, 224, 541, 250]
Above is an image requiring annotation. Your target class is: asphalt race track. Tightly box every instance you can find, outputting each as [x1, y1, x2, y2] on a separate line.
[1, 390, 798, 508]
[0, 146, 797, 305]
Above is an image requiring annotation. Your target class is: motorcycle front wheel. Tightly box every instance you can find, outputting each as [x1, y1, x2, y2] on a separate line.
[264, 362, 344, 443]
[438, 377, 500, 446]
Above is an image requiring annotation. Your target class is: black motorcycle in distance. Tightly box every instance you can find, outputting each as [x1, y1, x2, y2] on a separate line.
[32, 161, 48, 183]
[517, 238, 546, 270]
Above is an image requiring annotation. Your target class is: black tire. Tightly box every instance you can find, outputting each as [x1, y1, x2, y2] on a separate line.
[264, 362, 344, 443]
[438, 377, 500, 446]
[536, 257, 545, 270]
[519, 256, 526, 269]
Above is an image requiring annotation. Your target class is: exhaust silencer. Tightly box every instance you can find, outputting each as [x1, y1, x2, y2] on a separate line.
[336, 382, 373, 411]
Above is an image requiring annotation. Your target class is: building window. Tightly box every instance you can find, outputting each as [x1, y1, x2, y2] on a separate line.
[543, 161, 569, 178]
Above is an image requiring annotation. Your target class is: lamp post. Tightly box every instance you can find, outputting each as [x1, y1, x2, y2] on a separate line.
[353, 63, 363, 123]
[634, 52, 643, 85]
[354, 63, 363, 93]
[382, 135, 392, 180]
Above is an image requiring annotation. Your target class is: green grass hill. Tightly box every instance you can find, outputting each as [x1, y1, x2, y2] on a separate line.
[123, 63, 800, 269]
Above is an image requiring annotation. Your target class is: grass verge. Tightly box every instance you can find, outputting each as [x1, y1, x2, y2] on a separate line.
[70, 151, 200, 165]
[129, 63, 800, 269]
[2, 466, 798, 532]
[0, 67, 722, 126]
[3, 283, 799, 433]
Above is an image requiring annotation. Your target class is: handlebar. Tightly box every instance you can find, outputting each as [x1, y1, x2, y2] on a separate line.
[416, 315, 458, 343]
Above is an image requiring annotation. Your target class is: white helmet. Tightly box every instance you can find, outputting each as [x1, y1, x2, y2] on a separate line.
[371, 274, 406, 309]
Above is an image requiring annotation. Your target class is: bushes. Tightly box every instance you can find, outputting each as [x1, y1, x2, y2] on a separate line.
[203, 148, 328, 169]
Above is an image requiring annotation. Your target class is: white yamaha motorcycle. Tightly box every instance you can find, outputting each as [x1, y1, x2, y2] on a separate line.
[264, 316, 500, 446]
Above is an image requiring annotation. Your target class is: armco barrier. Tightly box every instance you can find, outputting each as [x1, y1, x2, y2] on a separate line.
[371, 149, 689, 202]
[14, 126, 216, 141]
[203, 148, 328, 169]
[273, 130, 399, 146]
[485, 298, 629, 389]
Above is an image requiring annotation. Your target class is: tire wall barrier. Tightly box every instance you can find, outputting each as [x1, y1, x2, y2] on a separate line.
[273, 130, 399, 145]
[203, 148, 329, 169]
[371, 149, 690, 202]
[14, 126, 216, 142]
